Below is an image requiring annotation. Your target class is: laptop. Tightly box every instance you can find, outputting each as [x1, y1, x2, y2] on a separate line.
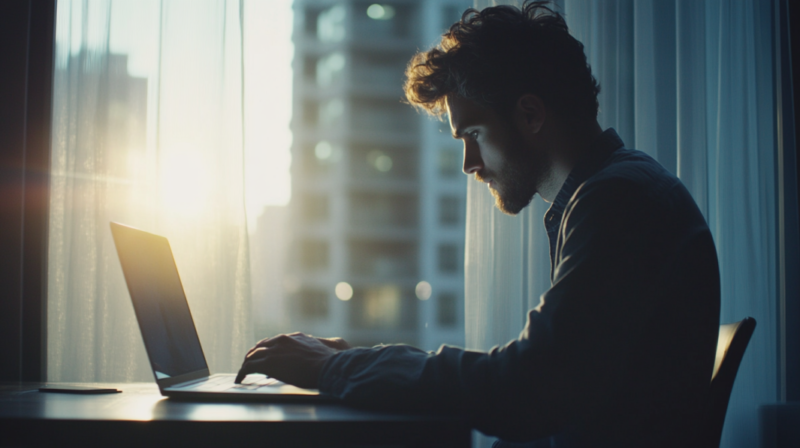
[110, 221, 332, 402]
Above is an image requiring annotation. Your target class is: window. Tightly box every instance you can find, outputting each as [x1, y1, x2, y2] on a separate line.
[318, 5, 346, 42]
[438, 244, 460, 273]
[305, 140, 341, 173]
[317, 52, 345, 87]
[351, 98, 417, 134]
[42, 0, 470, 383]
[349, 284, 418, 334]
[439, 196, 460, 226]
[437, 292, 458, 327]
[319, 99, 345, 128]
[350, 144, 417, 180]
[353, 1, 414, 39]
[297, 289, 329, 319]
[303, 100, 319, 126]
[350, 192, 417, 228]
[351, 51, 407, 89]
[300, 193, 329, 223]
[303, 55, 318, 80]
[300, 240, 329, 270]
[350, 240, 418, 278]
[304, 8, 322, 37]
[439, 148, 462, 177]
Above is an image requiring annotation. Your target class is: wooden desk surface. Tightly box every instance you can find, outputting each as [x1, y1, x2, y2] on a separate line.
[0, 382, 470, 447]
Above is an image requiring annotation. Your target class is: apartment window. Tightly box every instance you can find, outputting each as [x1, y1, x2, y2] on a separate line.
[301, 193, 329, 223]
[303, 55, 318, 80]
[301, 142, 336, 175]
[303, 100, 318, 126]
[301, 240, 329, 270]
[350, 240, 418, 278]
[350, 192, 418, 228]
[353, 1, 413, 39]
[318, 5, 346, 43]
[297, 289, 329, 318]
[351, 51, 406, 89]
[437, 292, 458, 327]
[317, 52, 345, 87]
[351, 144, 418, 180]
[439, 196, 460, 226]
[350, 284, 417, 332]
[304, 8, 322, 37]
[439, 148, 461, 177]
[438, 244, 460, 273]
[351, 98, 416, 134]
[319, 99, 345, 128]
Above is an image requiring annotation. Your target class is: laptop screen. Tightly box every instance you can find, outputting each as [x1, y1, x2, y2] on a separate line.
[111, 223, 208, 379]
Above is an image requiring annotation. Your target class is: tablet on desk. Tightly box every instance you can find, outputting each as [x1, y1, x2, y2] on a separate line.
[39, 385, 121, 394]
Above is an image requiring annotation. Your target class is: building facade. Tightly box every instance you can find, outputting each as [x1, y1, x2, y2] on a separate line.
[288, 0, 471, 350]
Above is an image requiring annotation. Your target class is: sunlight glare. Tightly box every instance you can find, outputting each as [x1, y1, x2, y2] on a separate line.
[160, 149, 212, 217]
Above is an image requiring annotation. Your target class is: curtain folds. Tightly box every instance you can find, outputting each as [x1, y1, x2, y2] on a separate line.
[48, 0, 252, 382]
[466, 1, 779, 447]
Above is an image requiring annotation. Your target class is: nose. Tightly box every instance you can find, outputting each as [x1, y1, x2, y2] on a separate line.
[462, 140, 483, 175]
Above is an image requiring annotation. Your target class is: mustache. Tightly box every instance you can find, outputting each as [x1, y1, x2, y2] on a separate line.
[474, 170, 491, 183]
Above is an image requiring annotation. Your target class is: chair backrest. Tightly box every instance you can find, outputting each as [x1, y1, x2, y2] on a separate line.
[700, 317, 756, 448]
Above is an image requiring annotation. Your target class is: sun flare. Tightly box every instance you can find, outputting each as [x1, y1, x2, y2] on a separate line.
[159, 150, 212, 217]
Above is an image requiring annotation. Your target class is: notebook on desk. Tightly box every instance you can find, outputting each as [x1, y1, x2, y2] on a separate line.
[110, 221, 331, 402]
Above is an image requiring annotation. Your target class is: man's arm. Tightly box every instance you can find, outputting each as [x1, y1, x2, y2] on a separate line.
[236, 177, 705, 442]
[316, 178, 660, 440]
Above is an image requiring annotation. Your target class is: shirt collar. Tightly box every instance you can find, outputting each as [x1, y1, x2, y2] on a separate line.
[547, 128, 625, 217]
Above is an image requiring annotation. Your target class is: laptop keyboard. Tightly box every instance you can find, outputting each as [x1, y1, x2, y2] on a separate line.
[175, 375, 280, 392]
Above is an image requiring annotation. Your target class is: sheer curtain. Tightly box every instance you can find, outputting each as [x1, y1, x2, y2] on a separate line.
[466, 1, 779, 447]
[48, 0, 252, 382]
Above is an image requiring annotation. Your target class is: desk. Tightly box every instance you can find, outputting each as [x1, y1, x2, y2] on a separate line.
[0, 383, 471, 447]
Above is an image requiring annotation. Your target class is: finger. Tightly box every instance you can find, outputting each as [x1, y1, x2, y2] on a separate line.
[235, 350, 272, 383]
[237, 348, 269, 383]
[246, 335, 285, 357]
[235, 362, 251, 384]
[244, 344, 267, 360]
[318, 337, 350, 350]
[246, 347, 267, 359]
[236, 361, 263, 384]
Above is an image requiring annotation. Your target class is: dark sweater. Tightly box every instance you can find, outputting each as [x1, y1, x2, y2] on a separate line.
[319, 128, 721, 448]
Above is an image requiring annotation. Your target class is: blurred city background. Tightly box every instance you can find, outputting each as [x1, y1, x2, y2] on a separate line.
[251, 0, 472, 350]
[49, 0, 474, 375]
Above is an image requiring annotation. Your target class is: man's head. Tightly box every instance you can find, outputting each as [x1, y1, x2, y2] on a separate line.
[404, 1, 600, 214]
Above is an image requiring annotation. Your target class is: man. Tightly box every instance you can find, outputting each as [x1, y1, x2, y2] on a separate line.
[236, 2, 720, 447]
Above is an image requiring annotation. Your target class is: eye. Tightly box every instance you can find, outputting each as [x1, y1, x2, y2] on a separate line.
[468, 130, 480, 140]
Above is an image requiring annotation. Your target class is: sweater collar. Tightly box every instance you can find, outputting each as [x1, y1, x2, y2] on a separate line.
[548, 128, 625, 217]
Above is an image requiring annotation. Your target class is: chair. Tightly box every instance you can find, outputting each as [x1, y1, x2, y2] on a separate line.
[699, 317, 757, 448]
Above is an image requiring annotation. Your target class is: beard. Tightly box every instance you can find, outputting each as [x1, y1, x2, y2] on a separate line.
[475, 142, 550, 216]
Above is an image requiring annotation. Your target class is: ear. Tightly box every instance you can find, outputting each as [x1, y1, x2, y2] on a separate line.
[515, 94, 546, 134]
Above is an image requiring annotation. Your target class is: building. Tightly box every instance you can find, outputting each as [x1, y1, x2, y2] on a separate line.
[288, 0, 471, 350]
[251, 205, 291, 338]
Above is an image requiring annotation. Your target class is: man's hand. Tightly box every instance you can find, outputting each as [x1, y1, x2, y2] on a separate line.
[234, 333, 351, 388]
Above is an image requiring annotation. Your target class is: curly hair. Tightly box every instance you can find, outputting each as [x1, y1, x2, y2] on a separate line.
[404, 1, 600, 123]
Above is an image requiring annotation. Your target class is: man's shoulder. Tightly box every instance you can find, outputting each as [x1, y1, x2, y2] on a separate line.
[577, 148, 681, 202]
[563, 147, 705, 230]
